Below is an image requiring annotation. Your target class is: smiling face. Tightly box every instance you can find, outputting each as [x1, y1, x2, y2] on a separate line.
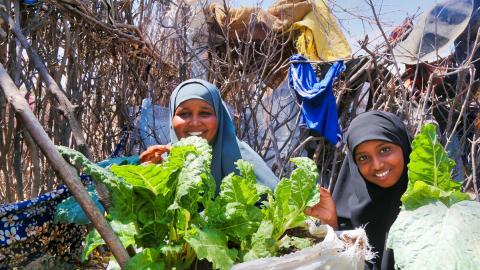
[172, 99, 218, 144]
[354, 140, 405, 188]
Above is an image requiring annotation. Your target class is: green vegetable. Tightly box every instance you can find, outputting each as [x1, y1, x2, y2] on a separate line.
[126, 248, 166, 270]
[264, 157, 319, 240]
[279, 235, 313, 251]
[245, 157, 319, 261]
[204, 160, 264, 247]
[402, 124, 469, 209]
[57, 137, 320, 269]
[82, 220, 136, 261]
[57, 145, 120, 187]
[386, 124, 478, 269]
[185, 225, 238, 270]
[387, 201, 480, 270]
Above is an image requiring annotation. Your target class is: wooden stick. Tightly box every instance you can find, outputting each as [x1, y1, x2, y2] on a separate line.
[0, 63, 130, 269]
[0, 10, 92, 160]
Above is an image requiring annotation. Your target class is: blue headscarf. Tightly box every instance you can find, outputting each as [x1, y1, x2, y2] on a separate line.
[169, 79, 279, 193]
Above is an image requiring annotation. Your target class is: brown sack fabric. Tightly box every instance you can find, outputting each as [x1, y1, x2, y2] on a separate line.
[205, 0, 312, 41]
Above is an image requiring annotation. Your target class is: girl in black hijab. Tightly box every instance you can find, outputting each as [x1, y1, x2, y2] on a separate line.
[306, 111, 412, 270]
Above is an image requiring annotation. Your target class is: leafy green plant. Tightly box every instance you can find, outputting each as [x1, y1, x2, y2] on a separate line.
[57, 137, 319, 270]
[387, 124, 479, 270]
[387, 201, 480, 270]
[402, 123, 470, 209]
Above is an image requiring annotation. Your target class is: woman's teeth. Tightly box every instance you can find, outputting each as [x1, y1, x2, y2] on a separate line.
[188, 132, 203, 136]
[375, 170, 390, 178]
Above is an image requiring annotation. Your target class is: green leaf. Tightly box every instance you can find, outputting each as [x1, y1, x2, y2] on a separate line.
[267, 157, 319, 239]
[403, 124, 469, 209]
[279, 235, 313, 251]
[111, 164, 172, 196]
[243, 220, 276, 261]
[217, 202, 263, 243]
[185, 226, 237, 270]
[81, 229, 104, 261]
[408, 124, 455, 189]
[126, 248, 166, 270]
[387, 201, 480, 270]
[81, 221, 136, 261]
[56, 145, 120, 187]
[109, 182, 136, 223]
[112, 220, 137, 248]
[205, 160, 264, 245]
[408, 124, 454, 189]
[219, 161, 259, 205]
[288, 157, 319, 209]
[168, 137, 216, 213]
[401, 181, 470, 209]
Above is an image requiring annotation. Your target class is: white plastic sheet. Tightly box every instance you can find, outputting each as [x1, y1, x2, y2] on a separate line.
[232, 225, 372, 270]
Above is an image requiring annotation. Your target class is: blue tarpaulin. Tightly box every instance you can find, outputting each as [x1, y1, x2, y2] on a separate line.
[288, 54, 344, 146]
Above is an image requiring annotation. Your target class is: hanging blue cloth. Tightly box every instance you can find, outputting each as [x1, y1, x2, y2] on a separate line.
[288, 54, 344, 146]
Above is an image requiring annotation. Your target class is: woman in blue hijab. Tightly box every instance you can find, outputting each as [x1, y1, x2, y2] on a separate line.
[140, 79, 278, 193]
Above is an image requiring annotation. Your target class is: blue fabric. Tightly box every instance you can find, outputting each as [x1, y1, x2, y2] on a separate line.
[0, 175, 91, 246]
[22, 0, 37, 4]
[0, 130, 130, 268]
[288, 54, 344, 146]
[0, 176, 90, 269]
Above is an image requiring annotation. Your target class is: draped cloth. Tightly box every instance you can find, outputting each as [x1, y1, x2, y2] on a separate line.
[169, 79, 279, 193]
[332, 111, 412, 270]
[288, 54, 344, 145]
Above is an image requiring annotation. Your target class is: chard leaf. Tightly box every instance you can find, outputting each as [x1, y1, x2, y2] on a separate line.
[109, 166, 168, 225]
[243, 220, 276, 261]
[81, 228, 104, 261]
[56, 145, 120, 187]
[216, 202, 263, 242]
[205, 160, 263, 244]
[185, 226, 237, 270]
[111, 164, 172, 196]
[403, 124, 469, 209]
[407, 124, 454, 189]
[82, 221, 136, 261]
[401, 180, 470, 209]
[126, 248, 165, 270]
[134, 193, 171, 247]
[268, 157, 319, 239]
[111, 220, 137, 248]
[288, 157, 319, 209]
[168, 137, 216, 213]
[219, 160, 259, 205]
[387, 201, 480, 270]
[109, 182, 136, 223]
[279, 235, 313, 251]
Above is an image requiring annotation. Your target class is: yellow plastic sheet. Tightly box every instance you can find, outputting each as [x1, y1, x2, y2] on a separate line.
[292, 0, 351, 61]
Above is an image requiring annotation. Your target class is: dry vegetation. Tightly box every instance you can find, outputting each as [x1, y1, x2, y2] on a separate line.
[0, 0, 478, 205]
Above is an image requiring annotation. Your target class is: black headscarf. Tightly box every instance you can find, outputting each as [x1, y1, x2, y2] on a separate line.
[332, 111, 412, 270]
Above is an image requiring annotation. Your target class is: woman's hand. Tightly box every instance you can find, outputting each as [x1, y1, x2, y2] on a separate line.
[305, 187, 338, 230]
[139, 145, 171, 164]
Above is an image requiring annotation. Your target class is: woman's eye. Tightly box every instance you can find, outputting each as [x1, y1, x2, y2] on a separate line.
[380, 147, 391, 154]
[200, 111, 213, 117]
[357, 155, 367, 162]
[177, 112, 190, 118]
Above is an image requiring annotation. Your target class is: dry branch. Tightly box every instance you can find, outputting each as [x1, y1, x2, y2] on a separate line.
[0, 9, 93, 159]
[0, 62, 130, 268]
